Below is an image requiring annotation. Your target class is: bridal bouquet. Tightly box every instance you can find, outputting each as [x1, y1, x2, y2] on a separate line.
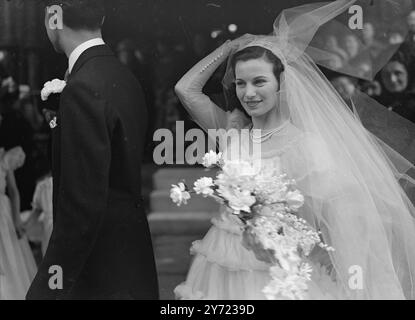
[170, 151, 334, 300]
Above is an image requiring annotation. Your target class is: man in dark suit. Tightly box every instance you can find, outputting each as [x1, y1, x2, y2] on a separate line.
[26, 0, 159, 299]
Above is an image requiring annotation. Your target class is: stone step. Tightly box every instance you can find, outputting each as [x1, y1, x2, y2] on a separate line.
[152, 167, 218, 191]
[148, 211, 214, 236]
[150, 189, 220, 212]
[158, 274, 187, 300]
[152, 234, 201, 274]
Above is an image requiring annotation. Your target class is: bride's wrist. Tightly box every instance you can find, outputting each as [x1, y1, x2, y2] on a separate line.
[199, 43, 229, 74]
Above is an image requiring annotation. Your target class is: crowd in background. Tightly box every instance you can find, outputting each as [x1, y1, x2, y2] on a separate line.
[328, 11, 415, 122]
[1, 11, 415, 215]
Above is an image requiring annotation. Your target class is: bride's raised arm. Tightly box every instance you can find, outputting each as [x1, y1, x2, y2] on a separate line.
[174, 40, 235, 131]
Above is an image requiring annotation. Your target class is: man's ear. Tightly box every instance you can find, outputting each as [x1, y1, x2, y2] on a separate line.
[45, 6, 50, 19]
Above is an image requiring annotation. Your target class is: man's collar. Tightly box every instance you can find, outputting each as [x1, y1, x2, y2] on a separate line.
[68, 38, 105, 74]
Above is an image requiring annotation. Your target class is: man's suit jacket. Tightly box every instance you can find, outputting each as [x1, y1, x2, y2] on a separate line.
[26, 45, 159, 300]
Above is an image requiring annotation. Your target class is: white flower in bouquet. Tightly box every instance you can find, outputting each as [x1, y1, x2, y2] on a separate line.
[285, 190, 305, 211]
[276, 246, 301, 270]
[258, 204, 286, 217]
[215, 160, 262, 198]
[226, 189, 256, 214]
[263, 264, 312, 300]
[221, 159, 261, 178]
[170, 182, 191, 206]
[41, 79, 66, 101]
[194, 177, 214, 197]
[253, 171, 289, 205]
[201, 150, 222, 168]
[263, 184, 288, 205]
[215, 174, 256, 214]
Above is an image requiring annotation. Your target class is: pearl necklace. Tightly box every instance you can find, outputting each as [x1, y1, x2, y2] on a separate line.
[250, 121, 290, 143]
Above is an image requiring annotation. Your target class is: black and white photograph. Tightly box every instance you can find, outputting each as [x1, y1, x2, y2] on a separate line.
[0, 0, 415, 303]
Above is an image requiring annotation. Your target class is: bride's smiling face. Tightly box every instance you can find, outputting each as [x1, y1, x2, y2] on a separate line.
[235, 58, 280, 118]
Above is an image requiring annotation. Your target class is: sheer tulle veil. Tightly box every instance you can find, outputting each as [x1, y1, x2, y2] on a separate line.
[222, 0, 415, 299]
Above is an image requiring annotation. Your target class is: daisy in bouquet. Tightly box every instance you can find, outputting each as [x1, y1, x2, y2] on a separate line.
[170, 150, 334, 300]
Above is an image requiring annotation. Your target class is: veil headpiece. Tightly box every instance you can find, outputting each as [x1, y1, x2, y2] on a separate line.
[240, 37, 288, 67]
[223, 0, 415, 299]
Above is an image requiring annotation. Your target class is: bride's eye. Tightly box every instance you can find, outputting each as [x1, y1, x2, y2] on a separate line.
[235, 81, 245, 87]
[254, 79, 266, 86]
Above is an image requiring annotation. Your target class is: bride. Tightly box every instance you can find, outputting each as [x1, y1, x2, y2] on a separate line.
[174, 0, 415, 300]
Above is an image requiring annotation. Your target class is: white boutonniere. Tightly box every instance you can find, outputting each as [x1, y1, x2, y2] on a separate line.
[41, 79, 66, 129]
[41, 79, 66, 101]
[49, 116, 58, 129]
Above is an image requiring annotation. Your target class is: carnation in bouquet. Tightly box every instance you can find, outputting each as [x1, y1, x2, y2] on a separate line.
[170, 150, 334, 300]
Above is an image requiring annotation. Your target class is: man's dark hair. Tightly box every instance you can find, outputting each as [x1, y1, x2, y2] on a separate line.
[43, 0, 105, 30]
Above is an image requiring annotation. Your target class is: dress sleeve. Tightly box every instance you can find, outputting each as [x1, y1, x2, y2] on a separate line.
[175, 41, 237, 131]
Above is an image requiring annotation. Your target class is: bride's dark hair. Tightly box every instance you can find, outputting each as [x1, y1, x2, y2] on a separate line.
[231, 46, 285, 80]
[224, 46, 285, 114]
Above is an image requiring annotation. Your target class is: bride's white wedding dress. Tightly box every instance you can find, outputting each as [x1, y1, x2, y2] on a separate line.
[175, 122, 344, 299]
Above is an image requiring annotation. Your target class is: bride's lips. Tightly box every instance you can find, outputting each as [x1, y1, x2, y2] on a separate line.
[245, 101, 262, 108]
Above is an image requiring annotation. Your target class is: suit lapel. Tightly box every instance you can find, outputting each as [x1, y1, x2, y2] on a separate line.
[64, 69, 69, 82]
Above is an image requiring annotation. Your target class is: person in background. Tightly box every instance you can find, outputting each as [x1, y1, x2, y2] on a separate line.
[325, 35, 348, 68]
[0, 95, 37, 211]
[20, 98, 44, 133]
[401, 11, 415, 56]
[330, 75, 358, 108]
[116, 39, 155, 112]
[379, 55, 415, 123]
[31, 174, 53, 257]
[0, 146, 37, 300]
[342, 34, 373, 79]
[343, 34, 361, 61]
[359, 79, 382, 98]
[116, 39, 156, 163]
[361, 22, 385, 60]
[400, 11, 415, 90]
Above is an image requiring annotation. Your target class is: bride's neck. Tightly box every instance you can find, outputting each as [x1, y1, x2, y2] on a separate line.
[251, 106, 286, 131]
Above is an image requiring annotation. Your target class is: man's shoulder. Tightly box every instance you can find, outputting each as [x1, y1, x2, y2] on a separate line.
[62, 61, 145, 116]
[73, 55, 141, 91]
[73, 55, 119, 80]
